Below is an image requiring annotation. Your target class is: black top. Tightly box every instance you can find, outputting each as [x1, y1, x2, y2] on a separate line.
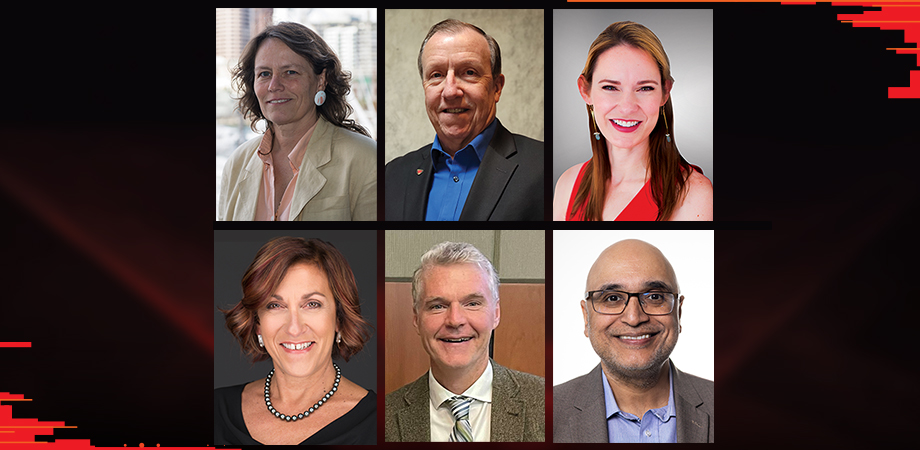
[214, 383, 377, 445]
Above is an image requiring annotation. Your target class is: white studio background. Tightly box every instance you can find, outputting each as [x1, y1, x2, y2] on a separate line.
[552, 230, 714, 385]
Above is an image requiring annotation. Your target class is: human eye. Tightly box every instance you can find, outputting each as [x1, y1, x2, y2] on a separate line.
[427, 302, 446, 311]
[303, 299, 323, 309]
[601, 85, 619, 92]
[601, 291, 626, 302]
[639, 85, 656, 92]
[286, 69, 299, 75]
[265, 301, 283, 310]
[465, 299, 484, 309]
[642, 292, 668, 304]
[257, 70, 271, 78]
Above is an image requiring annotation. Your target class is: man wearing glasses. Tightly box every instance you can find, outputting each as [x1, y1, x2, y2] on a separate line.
[553, 239, 713, 443]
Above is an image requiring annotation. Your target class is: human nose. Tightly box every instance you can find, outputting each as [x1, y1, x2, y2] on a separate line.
[268, 73, 283, 92]
[617, 90, 639, 114]
[444, 303, 467, 327]
[285, 309, 305, 336]
[442, 71, 462, 99]
[620, 294, 649, 326]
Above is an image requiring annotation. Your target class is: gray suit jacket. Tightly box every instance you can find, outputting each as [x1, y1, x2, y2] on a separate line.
[553, 361, 713, 443]
[384, 119, 544, 221]
[385, 361, 545, 442]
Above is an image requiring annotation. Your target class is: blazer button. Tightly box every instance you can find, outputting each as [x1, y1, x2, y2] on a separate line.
[453, 176, 460, 182]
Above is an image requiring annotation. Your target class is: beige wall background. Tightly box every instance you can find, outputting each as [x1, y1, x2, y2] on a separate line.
[385, 230, 545, 280]
[384, 230, 546, 394]
[384, 9, 545, 164]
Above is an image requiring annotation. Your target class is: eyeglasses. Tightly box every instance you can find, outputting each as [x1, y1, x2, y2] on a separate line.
[584, 289, 677, 315]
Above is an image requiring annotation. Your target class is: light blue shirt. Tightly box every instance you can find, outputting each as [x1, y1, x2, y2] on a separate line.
[425, 119, 497, 221]
[602, 364, 677, 443]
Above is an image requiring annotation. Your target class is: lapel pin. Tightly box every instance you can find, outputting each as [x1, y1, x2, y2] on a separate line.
[417, 169, 424, 176]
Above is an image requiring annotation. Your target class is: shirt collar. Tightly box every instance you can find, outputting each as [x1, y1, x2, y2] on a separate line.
[430, 118, 497, 165]
[255, 120, 319, 172]
[428, 360, 494, 408]
[602, 363, 676, 422]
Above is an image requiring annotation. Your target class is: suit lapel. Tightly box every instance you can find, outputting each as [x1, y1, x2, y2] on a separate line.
[290, 118, 331, 218]
[459, 121, 518, 221]
[235, 150, 263, 220]
[490, 362, 525, 442]
[396, 374, 432, 442]
[673, 363, 710, 443]
[401, 146, 433, 221]
[571, 364, 610, 443]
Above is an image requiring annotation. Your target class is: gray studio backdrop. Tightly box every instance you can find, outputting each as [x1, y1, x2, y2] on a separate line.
[552, 9, 714, 194]
[384, 9, 545, 164]
[214, 230, 377, 393]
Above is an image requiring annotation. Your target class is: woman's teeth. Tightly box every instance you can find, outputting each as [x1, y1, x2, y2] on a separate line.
[612, 119, 639, 127]
[282, 342, 312, 350]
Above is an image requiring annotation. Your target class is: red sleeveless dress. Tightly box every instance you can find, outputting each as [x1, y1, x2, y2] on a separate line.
[566, 161, 702, 221]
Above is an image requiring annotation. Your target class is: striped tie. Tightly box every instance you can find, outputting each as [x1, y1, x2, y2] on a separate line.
[445, 395, 473, 442]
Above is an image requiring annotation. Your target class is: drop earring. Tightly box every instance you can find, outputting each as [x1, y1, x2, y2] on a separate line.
[257, 334, 264, 348]
[336, 331, 342, 344]
[590, 105, 601, 141]
[661, 107, 672, 143]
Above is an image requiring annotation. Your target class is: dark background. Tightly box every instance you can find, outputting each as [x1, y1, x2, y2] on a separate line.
[2, 2, 917, 447]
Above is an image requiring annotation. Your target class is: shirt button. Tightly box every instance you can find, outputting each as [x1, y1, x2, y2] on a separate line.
[645, 430, 652, 437]
[453, 176, 460, 182]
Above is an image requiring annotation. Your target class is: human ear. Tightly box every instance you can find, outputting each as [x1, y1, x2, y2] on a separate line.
[577, 74, 592, 105]
[660, 79, 673, 106]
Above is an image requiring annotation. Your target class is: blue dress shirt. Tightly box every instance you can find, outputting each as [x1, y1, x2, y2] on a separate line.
[425, 119, 497, 221]
[602, 365, 677, 443]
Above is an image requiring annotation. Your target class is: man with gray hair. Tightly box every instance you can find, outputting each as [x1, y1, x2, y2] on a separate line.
[384, 19, 544, 221]
[385, 241, 545, 441]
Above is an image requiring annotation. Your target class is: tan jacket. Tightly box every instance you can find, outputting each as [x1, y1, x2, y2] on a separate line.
[384, 360, 545, 442]
[218, 117, 377, 221]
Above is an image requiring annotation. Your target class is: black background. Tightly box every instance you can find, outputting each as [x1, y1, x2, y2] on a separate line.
[2, 2, 917, 447]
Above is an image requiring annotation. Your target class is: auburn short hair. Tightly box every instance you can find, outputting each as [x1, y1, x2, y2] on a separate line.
[221, 236, 372, 362]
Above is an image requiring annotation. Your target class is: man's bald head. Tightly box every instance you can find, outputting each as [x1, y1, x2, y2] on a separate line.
[586, 239, 679, 295]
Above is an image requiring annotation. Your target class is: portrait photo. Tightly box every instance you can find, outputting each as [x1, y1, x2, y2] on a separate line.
[552, 229, 713, 442]
[213, 229, 377, 445]
[383, 230, 545, 441]
[216, 9, 378, 221]
[552, 10, 713, 221]
[383, 10, 545, 221]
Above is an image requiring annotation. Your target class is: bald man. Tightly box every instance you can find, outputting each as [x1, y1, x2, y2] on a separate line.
[553, 239, 714, 443]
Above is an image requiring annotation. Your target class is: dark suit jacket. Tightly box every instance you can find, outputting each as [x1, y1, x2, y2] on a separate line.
[384, 120, 544, 221]
[553, 361, 714, 443]
[384, 361, 545, 442]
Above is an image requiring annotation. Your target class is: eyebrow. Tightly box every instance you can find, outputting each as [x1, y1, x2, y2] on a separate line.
[596, 280, 673, 292]
[270, 291, 328, 301]
[424, 293, 487, 304]
[255, 64, 305, 72]
[598, 79, 660, 85]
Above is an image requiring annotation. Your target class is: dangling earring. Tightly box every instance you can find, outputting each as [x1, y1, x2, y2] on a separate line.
[590, 105, 601, 141]
[257, 334, 264, 348]
[336, 331, 342, 344]
[314, 90, 326, 106]
[661, 107, 671, 143]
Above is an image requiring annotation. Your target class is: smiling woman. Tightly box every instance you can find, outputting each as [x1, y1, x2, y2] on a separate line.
[552, 21, 713, 222]
[219, 22, 377, 221]
[215, 237, 376, 445]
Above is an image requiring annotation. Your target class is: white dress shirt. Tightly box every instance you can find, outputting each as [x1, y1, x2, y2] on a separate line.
[428, 361, 493, 442]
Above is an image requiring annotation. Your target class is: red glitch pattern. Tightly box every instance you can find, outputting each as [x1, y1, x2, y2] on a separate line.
[0, 343, 31, 348]
[786, 1, 920, 98]
[1, 392, 237, 449]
